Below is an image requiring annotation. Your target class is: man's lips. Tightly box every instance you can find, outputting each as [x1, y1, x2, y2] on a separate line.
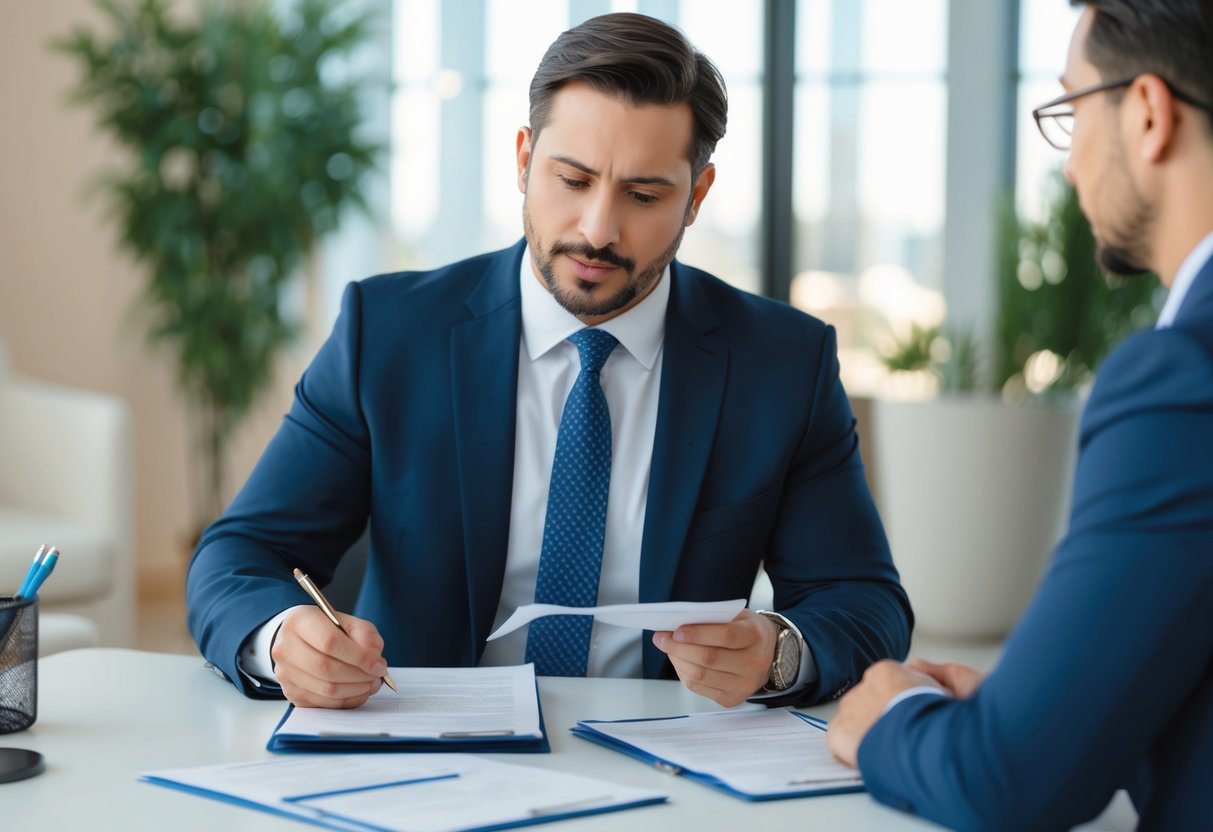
[566, 254, 622, 283]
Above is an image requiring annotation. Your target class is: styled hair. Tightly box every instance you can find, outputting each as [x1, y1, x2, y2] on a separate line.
[528, 12, 727, 175]
[1074, 0, 1213, 125]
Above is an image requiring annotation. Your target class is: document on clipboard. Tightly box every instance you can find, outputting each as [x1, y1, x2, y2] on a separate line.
[268, 664, 549, 753]
[572, 707, 864, 801]
[141, 753, 667, 832]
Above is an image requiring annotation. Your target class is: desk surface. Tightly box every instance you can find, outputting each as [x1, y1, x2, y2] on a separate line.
[4, 649, 1134, 831]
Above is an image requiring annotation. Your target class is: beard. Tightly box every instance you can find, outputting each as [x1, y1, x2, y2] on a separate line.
[522, 196, 687, 318]
[1091, 141, 1156, 276]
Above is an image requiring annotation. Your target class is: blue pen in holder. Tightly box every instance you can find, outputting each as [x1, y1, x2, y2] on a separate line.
[0, 595, 37, 734]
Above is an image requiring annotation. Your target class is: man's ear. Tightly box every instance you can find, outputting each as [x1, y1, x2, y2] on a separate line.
[516, 126, 533, 194]
[684, 162, 716, 226]
[1130, 73, 1177, 164]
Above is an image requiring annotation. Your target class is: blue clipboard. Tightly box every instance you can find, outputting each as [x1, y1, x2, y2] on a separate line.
[571, 710, 865, 801]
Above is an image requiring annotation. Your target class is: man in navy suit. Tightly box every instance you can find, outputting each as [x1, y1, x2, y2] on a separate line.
[188, 13, 910, 710]
[828, 2, 1213, 828]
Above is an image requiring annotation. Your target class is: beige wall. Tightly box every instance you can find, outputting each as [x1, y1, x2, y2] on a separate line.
[0, 2, 306, 599]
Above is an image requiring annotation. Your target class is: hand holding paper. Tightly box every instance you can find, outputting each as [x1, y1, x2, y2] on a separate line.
[487, 599, 746, 641]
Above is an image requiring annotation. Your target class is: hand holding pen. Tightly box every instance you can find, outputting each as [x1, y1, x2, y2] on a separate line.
[266, 568, 397, 709]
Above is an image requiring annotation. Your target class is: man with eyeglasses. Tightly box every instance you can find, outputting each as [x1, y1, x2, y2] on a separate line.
[827, 1, 1213, 829]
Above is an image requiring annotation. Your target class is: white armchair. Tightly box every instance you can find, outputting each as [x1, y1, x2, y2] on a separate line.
[0, 337, 135, 647]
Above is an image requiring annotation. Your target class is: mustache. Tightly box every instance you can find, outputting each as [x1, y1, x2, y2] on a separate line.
[548, 241, 634, 272]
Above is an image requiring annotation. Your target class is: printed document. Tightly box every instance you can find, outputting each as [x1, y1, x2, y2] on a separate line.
[142, 753, 667, 832]
[278, 664, 541, 739]
[574, 708, 863, 799]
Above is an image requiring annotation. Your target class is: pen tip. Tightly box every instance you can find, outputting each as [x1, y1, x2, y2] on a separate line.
[292, 568, 305, 580]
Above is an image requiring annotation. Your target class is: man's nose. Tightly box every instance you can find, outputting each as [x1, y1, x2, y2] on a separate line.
[577, 191, 621, 251]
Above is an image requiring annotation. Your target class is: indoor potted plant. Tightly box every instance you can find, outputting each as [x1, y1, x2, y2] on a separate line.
[56, 0, 379, 541]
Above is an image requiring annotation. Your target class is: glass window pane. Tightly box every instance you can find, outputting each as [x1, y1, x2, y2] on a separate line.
[678, 81, 762, 295]
[393, 0, 439, 83]
[1019, 0, 1081, 79]
[675, 1, 763, 292]
[679, 0, 762, 79]
[1017, 2, 1082, 222]
[391, 89, 441, 239]
[791, 0, 947, 393]
[486, 0, 569, 82]
[482, 84, 529, 249]
[861, 0, 946, 76]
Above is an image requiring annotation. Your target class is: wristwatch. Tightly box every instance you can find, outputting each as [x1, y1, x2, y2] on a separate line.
[756, 610, 802, 692]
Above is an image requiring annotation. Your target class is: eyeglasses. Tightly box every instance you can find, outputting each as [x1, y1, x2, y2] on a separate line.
[1032, 76, 1213, 151]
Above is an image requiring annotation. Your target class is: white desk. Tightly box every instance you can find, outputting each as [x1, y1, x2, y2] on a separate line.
[4, 649, 1134, 831]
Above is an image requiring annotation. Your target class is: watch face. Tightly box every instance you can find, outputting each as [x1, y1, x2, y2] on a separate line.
[774, 630, 801, 689]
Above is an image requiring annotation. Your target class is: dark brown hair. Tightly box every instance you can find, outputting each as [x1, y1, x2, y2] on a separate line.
[1075, 0, 1213, 127]
[528, 12, 727, 176]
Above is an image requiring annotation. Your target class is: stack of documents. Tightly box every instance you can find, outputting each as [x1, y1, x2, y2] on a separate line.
[141, 753, 667, 832]
[572, 708, 864, 800]
[268, 664, 548, 753]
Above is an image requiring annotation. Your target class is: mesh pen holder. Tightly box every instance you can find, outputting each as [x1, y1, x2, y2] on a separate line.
[0, 595, 37, 733]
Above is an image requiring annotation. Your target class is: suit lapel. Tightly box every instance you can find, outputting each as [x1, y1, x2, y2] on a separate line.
[640, 262, 728, 677]
[451, 242, 525, 659]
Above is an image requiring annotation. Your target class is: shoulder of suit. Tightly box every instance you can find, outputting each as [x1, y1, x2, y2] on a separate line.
[674, 260, 830, 337]
[1082, 326, 1213, 435]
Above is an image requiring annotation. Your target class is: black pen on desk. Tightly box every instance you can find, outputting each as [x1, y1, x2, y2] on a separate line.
[292, 567, 398, 693]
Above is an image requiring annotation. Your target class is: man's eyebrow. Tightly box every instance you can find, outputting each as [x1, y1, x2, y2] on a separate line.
[548, 154, 678, 188]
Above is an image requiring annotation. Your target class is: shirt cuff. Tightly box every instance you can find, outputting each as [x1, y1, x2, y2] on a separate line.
[882, 685, 950, 716]
[237, 606, 305, 684]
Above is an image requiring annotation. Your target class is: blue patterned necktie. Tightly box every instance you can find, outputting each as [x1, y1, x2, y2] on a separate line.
[525, 328, 619, 676]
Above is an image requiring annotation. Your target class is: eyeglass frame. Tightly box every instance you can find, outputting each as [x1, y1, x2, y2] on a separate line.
[1032, 75, 1213, 151]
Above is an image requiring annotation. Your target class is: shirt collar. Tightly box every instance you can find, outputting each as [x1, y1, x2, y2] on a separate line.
[1157, 230, 1213, 328]
[518, 245, 669, 370]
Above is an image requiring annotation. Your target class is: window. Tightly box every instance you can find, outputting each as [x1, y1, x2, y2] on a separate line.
[1016, 0, 1082, 221]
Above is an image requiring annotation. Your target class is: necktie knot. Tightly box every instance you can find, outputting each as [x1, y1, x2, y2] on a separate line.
[569, 328, 618, 375]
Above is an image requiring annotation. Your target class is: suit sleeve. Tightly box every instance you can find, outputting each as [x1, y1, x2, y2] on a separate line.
[856, 329, 1213, 831]
[186, 281, 375, 697]
[764, 325, 913, 706]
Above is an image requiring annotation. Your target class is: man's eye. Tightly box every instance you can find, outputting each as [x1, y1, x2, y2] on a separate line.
[630, 192, 658, 205]
[558, 175, 587, 189]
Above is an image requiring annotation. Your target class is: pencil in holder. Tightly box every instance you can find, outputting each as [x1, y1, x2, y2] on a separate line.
[0, 595, 38, 734]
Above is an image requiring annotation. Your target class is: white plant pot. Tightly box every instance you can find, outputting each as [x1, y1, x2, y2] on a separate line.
[871, 395, 1080, 639]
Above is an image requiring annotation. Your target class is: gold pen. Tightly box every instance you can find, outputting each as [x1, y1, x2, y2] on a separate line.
[293, 567, 398, 693]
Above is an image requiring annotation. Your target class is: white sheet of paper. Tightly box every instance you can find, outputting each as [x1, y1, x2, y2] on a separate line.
[580, 708, 862, 797]
[141, 754, 460, 829]
[487, 599, 746, 641]
[276, 664, 542, 739]
[295, 756, 667, 832]
[142, 753, 666, 832]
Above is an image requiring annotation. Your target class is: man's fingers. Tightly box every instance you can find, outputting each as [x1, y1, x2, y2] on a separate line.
[667, 656, 740, 706]
[280, 667, 382, 709]
[659, 636, 767, 681]
[289, 608, 388, 676]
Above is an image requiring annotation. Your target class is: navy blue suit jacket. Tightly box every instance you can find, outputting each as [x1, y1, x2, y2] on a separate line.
[858, 257, 1213, 830]
[187, 241, 911, 704]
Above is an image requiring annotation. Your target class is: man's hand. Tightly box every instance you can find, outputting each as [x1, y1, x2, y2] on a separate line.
[270, 607, 388, 708]
[652, 609, 779, 707]
[827, 659, 947, 767]
[907, 657, 985, 698]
